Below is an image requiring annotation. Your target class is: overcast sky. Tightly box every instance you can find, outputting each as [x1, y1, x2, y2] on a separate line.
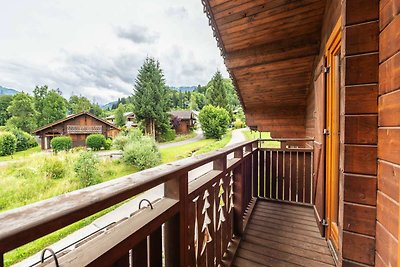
[0, 0, 228, 104]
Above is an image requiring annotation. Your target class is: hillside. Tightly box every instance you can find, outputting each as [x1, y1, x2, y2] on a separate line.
[0, 86, 18, 96]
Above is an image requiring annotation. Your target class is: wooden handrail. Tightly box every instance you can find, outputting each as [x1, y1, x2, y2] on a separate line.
[0, 140, 257, 257]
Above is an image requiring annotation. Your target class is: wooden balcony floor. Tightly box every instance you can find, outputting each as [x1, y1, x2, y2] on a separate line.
[233, 200, 335, 267]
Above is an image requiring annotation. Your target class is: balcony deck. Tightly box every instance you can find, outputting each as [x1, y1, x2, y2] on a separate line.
[234, 200, 335, 267]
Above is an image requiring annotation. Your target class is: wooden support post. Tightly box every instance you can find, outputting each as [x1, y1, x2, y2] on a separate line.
[214, 155, 227, 171]
[149, 227, 162, 267]
[132, 238, 148, 267]
[252, 150, 259, 197]
[234, 147, 243, 159]
[233, 164, 245, 236]
[245, 144, 252, 153]
[164, 173, 188, 267]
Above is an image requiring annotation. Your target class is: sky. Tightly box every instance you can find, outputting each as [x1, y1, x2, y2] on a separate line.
[0, 0, 228, 104]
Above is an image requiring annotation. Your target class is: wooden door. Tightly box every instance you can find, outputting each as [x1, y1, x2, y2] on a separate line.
[325, 20, 341, 251]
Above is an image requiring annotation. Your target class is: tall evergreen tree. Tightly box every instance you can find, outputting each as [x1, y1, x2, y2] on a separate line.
[0, 95, 13, 126]
[6, 93, 38, 132]
[132, 57, 171, 137]
[114, 103, 126, 127]
[206, 71, 228, 109]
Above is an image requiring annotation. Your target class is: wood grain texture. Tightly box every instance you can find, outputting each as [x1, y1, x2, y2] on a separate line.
[378, 128, 400, 165]
[344, 115, 378, 144]
[379, 14, 400, 62]
[375, 221, 398, 267]
[342, 231, 375, 265]
[379, 0, 400, 29]
[345, 21, 379, 56]
[344, 174, 377, 205]
[378, 160, 399, 202]
[376, 191, 398, 237]
[343, 203, 376, 236]
[379, 89, 400, 126]
[379, 51, 400, 95]
[345, 85, 378, 114]
[345, 53, 379, 85]
[345, 0, 379, 25]
[344, 145, 377, 175]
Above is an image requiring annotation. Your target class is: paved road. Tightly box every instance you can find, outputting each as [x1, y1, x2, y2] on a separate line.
[15, 128, 246, 267]
[158, 130, 204, 149]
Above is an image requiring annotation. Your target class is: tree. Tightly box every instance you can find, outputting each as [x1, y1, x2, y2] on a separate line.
[206, 71, 228, 109]
[6, 93, 38, 132]
[69, 95, 92, 114]
[133, 57, 171, 138]
[114, 103, 126, 127]
[0, 95, 13, 126]
[189, 92, 206, 111]
[33, 85, 68, 127]
[199, 105, 230, 139]
[90, 103, 103, 117]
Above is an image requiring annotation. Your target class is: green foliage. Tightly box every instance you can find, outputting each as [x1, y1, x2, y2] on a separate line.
[123, 136, 161, 170]
[0, 132, 17, 156]
[189, 92, 206, 111]
[199, 105, 230, 139]
[86, 134, 106, 151]
[104, 138, 112, 150]
[6, 93, 37, 132]
[132, 57, 171, 136]
[233, 119, 245, 129]
[8, 128, 37, 151]
[68, 95, 92, 114]
[90, 103, 103, 117]
[74, 151, 100, 186]
[51, 136, 72, 152]
[114, 103, 126, 127]
[112, 129, 143, 150]
[206, 71, 228, 109]
[159, 128, 176, 142]
[42, 158, 65, 179]
[33, 85, 68, 127]
[0, 95, 13, 126]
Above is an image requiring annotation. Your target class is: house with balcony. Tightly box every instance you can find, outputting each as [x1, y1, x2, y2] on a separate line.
[0, 1, 398, 266]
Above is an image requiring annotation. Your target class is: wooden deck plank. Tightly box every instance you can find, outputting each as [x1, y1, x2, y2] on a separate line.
[233, 201, 334, 267]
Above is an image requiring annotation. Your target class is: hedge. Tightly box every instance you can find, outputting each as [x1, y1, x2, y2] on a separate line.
[86, 134, 106, 151]
[51, 136, 72, 152]
[0, 132, 17, 156]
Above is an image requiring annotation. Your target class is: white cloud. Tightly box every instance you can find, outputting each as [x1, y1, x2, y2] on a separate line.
[0, 0, 228, 104]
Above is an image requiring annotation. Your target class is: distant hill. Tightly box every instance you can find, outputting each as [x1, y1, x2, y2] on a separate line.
[0, 86, 18, 96]
[101, 100, 118, 110]
[172, 86, 197, 92]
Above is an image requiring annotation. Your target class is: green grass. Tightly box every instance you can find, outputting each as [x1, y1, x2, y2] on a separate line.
[242, 130, 281, 148]
[0, 146, 41, 162]
[1, 152, 137, 266]
[159, 131, 197, 144]
[160, 130, 232, 163]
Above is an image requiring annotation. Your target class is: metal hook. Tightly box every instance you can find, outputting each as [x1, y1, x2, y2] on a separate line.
[41, 248, 60, 267]
[138, 199, 153, 210]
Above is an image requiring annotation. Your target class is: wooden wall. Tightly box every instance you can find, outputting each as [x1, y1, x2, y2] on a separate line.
[341, 1, 379, 266]
[376, 0, 400, 266]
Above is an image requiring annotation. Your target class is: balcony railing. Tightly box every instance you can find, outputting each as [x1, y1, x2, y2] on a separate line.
[0, 139, 314, 267]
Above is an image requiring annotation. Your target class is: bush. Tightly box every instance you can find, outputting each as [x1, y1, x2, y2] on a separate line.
[199, 105, 230, 139]
[233, 119, 245, 129]
[42, 157, 65, 179]
[0, 132, 17, 156]
[74, 151, 100, 186]
[112, 129, 143, 150]
[51, 136, 72, 153]
[104, 138, 112, 150]
[123, 137, 161, 170]
[9, 128, 37, 151]
[159, 128, 176, 142]
[86, 134, 106, 151]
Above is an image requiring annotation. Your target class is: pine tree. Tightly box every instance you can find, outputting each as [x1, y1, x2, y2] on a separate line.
[114, 103, 126, 127]
[206, 71, 228, 109]
[132, 57, 171, 138]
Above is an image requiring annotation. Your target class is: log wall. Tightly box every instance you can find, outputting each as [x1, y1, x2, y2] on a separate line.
[376, 0, 400, 266]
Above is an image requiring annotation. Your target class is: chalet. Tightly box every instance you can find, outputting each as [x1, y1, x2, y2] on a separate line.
[33, 112, 120, 149]
[169, 110, 196, 134]
[106, 112, 137, 128]
[0, 1, 399, 267]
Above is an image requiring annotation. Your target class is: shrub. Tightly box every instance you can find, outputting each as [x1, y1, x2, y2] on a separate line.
[51, 136, 72, 153]
[104, 138, 112, 150]
[42, 157, 65, 179]
[0, 132, 17, 156]
[74, 151, 100, 186]
[112, 129, 143, 150]
[159, 128, 176, 142]
[8, 128, 37, 151]
[233, 119, 245, 129]
[123, 137, 161, 170]
[199, 105, 230, 139]
[86, 134, 106, 151]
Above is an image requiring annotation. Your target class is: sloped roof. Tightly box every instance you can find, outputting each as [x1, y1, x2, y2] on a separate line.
[168, 110, 195, 120]
[32, 112, 119, 134]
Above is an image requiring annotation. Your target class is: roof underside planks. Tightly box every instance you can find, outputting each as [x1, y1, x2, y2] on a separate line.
[203, 0, 326, 137]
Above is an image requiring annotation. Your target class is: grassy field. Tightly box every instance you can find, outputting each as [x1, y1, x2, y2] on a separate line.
[158, 131, 197, 144]
[3, 131, 232, 266]
[160, 130, 232, 163]
[242, 130, 281, 148]
[1, 152, 137, 266]
[0, 146, 41, 162]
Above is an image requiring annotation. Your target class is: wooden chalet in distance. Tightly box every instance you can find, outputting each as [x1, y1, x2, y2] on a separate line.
[33, 112, 120, 149]
[0, 1, 399, 267]
[169, 110, 196, 134]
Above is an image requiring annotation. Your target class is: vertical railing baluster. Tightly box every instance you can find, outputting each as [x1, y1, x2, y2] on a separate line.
[113, 252, 130, 267]
[149, 227, 162, 267]
[252, 149, 259, 197]
[259, 150, 265, 198]
[233, 149, 244, 236]
[132, 238, 148, 266]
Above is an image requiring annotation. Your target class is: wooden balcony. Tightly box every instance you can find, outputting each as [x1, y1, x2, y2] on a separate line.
[0, 140, 334, 267]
